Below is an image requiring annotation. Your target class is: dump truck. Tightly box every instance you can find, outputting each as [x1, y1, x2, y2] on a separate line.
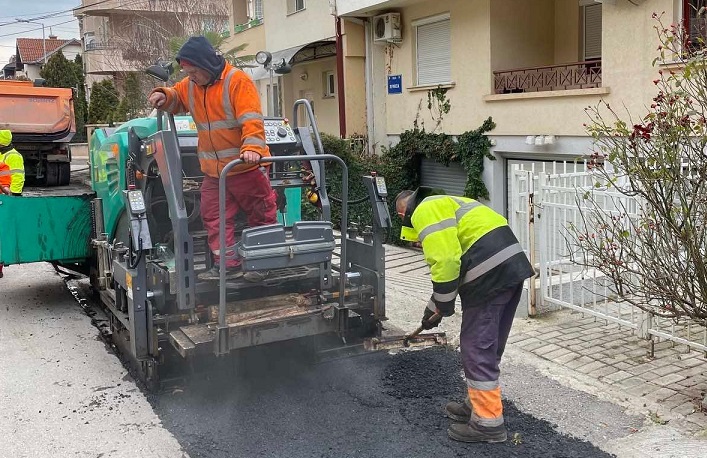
[0, 79, 75, 186]
[0, 63, 397, 388]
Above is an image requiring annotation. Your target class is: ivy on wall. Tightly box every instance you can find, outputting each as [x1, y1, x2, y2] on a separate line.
[304, 87, 497, 244]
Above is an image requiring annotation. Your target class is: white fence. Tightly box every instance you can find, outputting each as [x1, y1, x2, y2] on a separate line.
[510, 162, 707, 354]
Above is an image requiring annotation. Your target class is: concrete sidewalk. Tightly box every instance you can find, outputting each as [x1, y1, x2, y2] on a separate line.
[382, 244, 707, 437]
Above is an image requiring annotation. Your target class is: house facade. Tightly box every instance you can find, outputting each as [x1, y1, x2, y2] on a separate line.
[332, 0, 682, 214]
[14, 36, 82, 81]
[74, 0, 229, 96]
[228, 0, 367, 137]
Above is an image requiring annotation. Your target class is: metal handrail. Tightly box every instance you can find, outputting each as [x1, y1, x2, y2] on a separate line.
[292, 99, 325, 156]
[218, 154, 348, 329]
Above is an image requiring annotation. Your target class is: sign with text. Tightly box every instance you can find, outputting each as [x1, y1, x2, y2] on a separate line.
[387, 75, 402, 94]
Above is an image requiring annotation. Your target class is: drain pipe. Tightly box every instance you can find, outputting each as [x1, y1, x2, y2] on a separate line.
[365, 18, 374, 155]
[335, 16, 347, 138]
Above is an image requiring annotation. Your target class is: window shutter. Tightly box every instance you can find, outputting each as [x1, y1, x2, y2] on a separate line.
[584, 4, 602, 60]
[417, 19, 451, 85]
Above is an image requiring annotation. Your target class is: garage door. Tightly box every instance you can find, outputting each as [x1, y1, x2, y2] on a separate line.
[420, 158, 467, 196]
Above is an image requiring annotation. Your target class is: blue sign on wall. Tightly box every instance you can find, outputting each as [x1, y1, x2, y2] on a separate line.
[387, 75, 402, 94]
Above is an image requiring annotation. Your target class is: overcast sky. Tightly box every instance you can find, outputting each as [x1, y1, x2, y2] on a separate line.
[0, 0, 81, 65]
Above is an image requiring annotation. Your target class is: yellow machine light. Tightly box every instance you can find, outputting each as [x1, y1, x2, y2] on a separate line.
[145, 144, 154, 156]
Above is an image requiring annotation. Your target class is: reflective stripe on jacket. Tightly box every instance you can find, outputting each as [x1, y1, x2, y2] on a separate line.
[0, 148, 25, 194]
[152, 63, 270, 178]
[409, 195, 534, 310]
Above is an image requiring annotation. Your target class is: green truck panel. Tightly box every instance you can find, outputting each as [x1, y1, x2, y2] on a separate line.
[0, 193, 93, 264]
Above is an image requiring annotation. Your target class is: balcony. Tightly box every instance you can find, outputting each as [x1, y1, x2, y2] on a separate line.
[84, 46, 138, 74]
[234, 17, 263, 34]
[493, 60, 601, 94]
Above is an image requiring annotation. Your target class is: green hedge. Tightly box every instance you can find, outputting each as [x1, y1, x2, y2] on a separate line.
[302, 118, 495, 245]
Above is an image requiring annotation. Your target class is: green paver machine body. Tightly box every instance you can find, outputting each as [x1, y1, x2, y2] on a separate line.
[84, 95, 392, 386]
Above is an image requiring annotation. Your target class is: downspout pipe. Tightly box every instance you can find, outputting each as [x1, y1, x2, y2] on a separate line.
[365, 19, 374, 156]
[335, 16, 347, 138]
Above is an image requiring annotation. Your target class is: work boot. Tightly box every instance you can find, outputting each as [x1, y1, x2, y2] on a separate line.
[243, 270, 270, 283]
[448, 422, 508, 444]
[445, 400, 472, 422]
[198, 265, 243, 281]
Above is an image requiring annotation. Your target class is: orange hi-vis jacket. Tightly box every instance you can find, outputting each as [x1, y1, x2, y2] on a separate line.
[0, 162, 10, 188]
[152, 62, 270, 178]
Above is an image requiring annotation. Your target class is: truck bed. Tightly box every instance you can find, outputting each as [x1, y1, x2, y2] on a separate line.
[0, 166, 94, 265]
[22, 167, 92, 197]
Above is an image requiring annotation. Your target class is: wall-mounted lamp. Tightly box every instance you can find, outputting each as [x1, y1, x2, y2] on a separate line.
[300, 71, 308, 81]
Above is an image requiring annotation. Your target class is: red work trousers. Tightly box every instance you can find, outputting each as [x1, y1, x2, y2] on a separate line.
[200, 168, 277, 268]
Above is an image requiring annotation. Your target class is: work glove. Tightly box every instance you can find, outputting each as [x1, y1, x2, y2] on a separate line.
[421, 306, 443, 330]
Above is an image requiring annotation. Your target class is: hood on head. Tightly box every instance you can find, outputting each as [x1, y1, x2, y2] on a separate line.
[176, 36, 226, 84]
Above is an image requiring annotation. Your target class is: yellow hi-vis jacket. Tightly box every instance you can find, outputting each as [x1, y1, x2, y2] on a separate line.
[0, 147, 25, 194]
[401, 195, 534, 311]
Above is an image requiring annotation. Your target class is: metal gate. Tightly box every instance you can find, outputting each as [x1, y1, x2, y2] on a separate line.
[510, 162, 707, 353]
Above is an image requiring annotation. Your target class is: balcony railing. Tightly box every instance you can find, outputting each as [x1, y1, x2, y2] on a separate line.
[85, 41, 114, 51]
[493, 60, 601, 94]
[234, 17, 263, 34]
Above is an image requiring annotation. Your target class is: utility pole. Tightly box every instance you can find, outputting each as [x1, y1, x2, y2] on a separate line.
[16, 18, 47, 65]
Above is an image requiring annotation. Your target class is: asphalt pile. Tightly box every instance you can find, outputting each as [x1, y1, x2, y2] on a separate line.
[148, 344, 615, 458]
[383, 347, 615, 458]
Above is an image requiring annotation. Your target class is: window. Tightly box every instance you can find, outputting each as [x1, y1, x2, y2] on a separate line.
[249, 0, 263, 20]
[582, 3, 602, 60]
[684, 0, 707, 48]
[287, 0, 305, 15]
[323, 71, 336, 97]
[414, 14, 451, 86]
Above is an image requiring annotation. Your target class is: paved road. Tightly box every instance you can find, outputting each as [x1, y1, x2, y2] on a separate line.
[1, 262, 629, 458]
[0, 263, 186, 458]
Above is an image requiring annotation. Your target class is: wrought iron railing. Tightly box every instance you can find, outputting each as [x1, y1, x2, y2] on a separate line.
[85, 41, 114, 51]
[493, 60, 602, 94]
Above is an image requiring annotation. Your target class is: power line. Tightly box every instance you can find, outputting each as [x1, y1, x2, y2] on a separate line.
[0, 19, 78, 39]
[0, 13, 78, 28]
[0, 0, 121, 21]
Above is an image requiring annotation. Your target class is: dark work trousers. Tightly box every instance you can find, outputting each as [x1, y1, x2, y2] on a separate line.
[200, 168, 277, 268]
[459, 282, 523, 427]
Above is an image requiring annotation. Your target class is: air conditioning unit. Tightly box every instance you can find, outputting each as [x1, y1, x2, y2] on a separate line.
[373, 13, 401, 44]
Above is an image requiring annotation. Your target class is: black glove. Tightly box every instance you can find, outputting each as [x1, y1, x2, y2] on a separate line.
[421, 307, 442, 330]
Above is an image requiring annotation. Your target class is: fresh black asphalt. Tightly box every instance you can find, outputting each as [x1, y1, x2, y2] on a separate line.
[149, 345, 615, 458]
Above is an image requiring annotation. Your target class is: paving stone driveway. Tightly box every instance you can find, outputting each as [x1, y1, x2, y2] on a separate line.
[383, 244, 707, 434]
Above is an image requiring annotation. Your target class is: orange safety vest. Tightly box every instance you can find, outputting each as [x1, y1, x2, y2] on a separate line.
[153, 63, 270, 178]
[0, 163, 11, 188]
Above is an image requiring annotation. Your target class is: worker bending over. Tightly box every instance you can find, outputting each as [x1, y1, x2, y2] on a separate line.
[395, 188, 533, 443]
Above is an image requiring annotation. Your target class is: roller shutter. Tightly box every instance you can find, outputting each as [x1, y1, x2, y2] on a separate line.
[420, 158, 467, 196]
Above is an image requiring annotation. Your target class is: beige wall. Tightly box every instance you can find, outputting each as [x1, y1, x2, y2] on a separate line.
[223, 23, 266, 57]
[286, 57, 340, 135]
[266, 0, 336, 51]
[490, 0, 555, 71]
[343, 19, 366, 136]
[369, 0, 671, 140]
[554, 0, 580, 63]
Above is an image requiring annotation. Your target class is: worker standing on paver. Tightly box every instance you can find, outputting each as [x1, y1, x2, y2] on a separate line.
[0, 129, 25, 279]
[148, 36, 277, 282]
[395, 188, 534, 443]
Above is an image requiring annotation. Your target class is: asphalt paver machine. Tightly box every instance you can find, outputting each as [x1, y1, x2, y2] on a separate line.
[88, 68, 392, 386]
